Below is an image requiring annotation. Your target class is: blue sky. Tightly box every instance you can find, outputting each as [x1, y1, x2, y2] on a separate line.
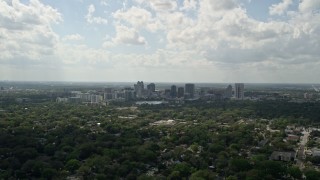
[1, 0, 320, 83]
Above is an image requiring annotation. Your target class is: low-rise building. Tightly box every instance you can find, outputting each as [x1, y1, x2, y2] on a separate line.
[270, 151, 296, 162]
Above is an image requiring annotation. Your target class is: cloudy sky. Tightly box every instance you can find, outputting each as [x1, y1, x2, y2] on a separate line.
[1, 0, 320, 83]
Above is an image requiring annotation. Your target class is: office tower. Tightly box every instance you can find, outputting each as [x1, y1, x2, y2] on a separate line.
[147, 83, 155, 92]
[235, 83, 244, 99]
[170, 85, 177, 98]
[225, 85, 232, 98]
[177, 87, 184, 98]
[185, 83, 195, 98]
[134, 81, 144, 98]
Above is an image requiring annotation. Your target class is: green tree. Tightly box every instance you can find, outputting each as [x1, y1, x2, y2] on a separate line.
[42, 168, 58, 180]
[287, 166, 302, 180]
[229, 158, 252, 172]
[190, 170, 216, 180]
[305, 169, 320, 180]
[173, 162, 191, 177]
[65, 159, 81, 173]
[168, 171, 181, 180]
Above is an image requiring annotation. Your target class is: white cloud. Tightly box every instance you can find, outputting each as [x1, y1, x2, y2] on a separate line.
[113, 6, 151, 28]
[180, 0, 197, 11]
[162, 0, 320, 69]
[111, 24, 147, 45]
[85, 4, 108, 24]
[202, 0, 237, 11]
[135, 0, 177, 12]
[113, 6, 163, 32]
[269, 0, 293, 15]
[62, 34, 84, 41]
[2, 0, 320, 83]
[299, 0, 320, 13]
[0, 0, 61, 61]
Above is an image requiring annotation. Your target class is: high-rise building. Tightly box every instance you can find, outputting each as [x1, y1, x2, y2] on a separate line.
[104, 88, 113, 101]
[235, 83, 244, 99]
[134, 81, 144, 98]
[225, 85, 232, 98]
[177, 87, 184, 98]
[91, 95, 103, 103]
[185, 83, 195, 98]
[170, 85, 177, 98]
[124, 88, 135, 101]
[147, 83, 155, 92]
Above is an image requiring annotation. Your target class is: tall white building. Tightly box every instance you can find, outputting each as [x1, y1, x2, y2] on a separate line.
[235, 83, 244, 99]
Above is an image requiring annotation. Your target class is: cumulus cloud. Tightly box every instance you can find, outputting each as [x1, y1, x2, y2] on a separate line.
[0, 0, 62, 61]
[299, 0, 320, 13]
[85, 4, 108, 24]
[163, 0, 320, 68]
[2, 0, 320, 82]
[113, 6, 151, 27]
[269, 0, 293, 15]
[111, 25, 147, 45]
[113, 6, 162, 32]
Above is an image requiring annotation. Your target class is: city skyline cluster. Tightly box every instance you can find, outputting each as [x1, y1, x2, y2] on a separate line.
[57, 81, 245, 104]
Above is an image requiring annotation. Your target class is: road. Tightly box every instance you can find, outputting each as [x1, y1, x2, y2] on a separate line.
[296, 128, 310, 169]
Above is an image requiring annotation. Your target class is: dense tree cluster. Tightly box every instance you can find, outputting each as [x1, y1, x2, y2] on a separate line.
[1, 94, 320, 179]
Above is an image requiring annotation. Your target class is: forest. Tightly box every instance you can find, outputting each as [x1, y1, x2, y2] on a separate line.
[1, 94, 320, 179]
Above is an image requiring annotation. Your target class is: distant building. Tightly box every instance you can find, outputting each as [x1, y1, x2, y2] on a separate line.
[214, 91, 224, 100]
[0, 86, 4, 91]
[91, 95, 103, 104]
[164, 89, 171, 98]
[185, 83, 195, 98]
[270, 151, 296, 162]
[134, 81, 144, 98]
[312, 148, 320, 157]
[56, 97, 68, 103]
[286, 134, 300, 142]
[177, 87, 184, 98]
[124, 88, 135, 101]
[78, 93, 91, 102]
[105, 88, 113, 93]
[304, 93, 312, 99]
[114, 90, 125, 99]
[104, 93, 113, 101]
[170, 85, 177, 98]
[147, 83, 156, 92]
[235, 83, 244, 99]
[225, 85, 232, 98]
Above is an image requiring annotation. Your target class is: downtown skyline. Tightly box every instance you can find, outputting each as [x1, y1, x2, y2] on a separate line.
[1, 0, 320, 83]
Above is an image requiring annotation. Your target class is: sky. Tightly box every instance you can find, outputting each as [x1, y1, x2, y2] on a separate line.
[0, 0, 320, 83]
